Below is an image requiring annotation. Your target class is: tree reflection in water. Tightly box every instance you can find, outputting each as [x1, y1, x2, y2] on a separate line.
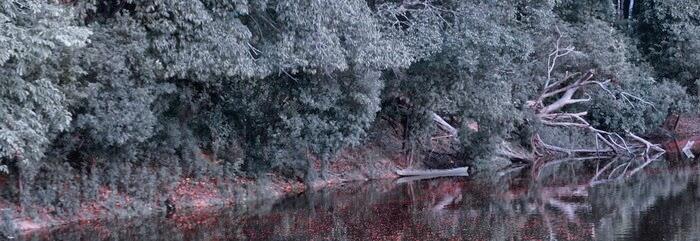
[20, 167, 700, 241]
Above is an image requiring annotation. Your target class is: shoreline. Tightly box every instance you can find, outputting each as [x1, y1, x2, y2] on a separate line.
[7, 159, 401, 237]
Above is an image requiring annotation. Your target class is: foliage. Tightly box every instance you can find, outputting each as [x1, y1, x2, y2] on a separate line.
[0, 0, 698, 217]
[636, 0, 700, 95]
[0, 0, 90, 173]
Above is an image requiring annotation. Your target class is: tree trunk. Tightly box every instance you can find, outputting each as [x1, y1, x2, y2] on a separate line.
[431, 112, 458, 137]
[628, 0, 635, 19]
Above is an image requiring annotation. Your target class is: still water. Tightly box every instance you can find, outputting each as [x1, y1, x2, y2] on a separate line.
[20, 168, 700, 241]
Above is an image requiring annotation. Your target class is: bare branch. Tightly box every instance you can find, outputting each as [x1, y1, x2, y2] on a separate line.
[539, 71, 595, 114]
[519, 29, 668, 183]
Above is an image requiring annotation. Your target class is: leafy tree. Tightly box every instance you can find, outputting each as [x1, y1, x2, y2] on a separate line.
[1, 0, 699, 218]
[380, 1, 552, 166]
[0, 0, 90, 173]
[636, 0, 700, 95]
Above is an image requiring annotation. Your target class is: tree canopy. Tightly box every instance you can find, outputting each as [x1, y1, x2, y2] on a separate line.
[0, 0, 698, 218]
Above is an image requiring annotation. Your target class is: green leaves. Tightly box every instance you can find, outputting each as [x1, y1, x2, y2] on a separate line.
[0, 0, 89, 171]
[0, 0, 697, 178]
[279, 69, 384, 159]
[637, 0, 700, 94]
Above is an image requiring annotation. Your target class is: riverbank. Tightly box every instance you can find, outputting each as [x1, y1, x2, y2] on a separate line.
[0, 142, 405, 238]
[19, 164, 700, 240]
[6, 116, 693, 238]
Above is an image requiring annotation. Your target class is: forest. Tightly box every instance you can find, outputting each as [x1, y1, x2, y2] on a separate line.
[2, 0, 700, 234]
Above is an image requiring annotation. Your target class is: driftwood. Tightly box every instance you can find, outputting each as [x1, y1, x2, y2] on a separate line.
[395, 167, 469, 177]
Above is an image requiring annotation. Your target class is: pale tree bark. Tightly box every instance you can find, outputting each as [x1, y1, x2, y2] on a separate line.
[628, 0, 635, 19]
[431, 112, 458, 138]
[618, 0, 624, 19]
[527, 27, 664, 182]
[395, 167, 469, 177]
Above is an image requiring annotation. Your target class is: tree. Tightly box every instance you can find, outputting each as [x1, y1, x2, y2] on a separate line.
[2, 0, 699, 219]
[0, 0, 90, 173]
[636, 0, 700, 95]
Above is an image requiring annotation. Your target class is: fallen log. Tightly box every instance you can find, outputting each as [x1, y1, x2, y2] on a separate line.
[395, 167, 469, 177]
[395, 174, 467, 184]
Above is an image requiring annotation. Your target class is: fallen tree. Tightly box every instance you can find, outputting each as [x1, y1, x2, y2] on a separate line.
[524, 30, 665, 180]
[397, 28, 667, 182]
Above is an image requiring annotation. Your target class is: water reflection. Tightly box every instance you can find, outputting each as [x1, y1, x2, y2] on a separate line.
[19, 168, 700, 241]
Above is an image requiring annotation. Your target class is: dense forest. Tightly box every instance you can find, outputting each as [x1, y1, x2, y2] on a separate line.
[2, 0, 700, 230]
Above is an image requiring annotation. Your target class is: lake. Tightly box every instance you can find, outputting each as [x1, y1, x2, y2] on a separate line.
[19, 167, 700, 240]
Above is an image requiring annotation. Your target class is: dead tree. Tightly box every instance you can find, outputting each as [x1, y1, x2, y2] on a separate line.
[398, 28, 665, 181]
[526, 28, 665, 181]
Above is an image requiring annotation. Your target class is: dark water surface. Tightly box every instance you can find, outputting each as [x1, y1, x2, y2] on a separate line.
[20, 169, 700, 241]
